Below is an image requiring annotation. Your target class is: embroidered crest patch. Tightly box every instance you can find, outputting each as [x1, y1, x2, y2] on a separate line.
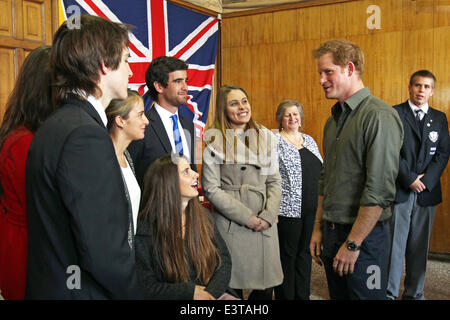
[429, 131, 438, 143]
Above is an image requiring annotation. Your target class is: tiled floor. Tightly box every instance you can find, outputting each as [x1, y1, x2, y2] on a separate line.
[309, 257, 450, 300]
[242, 256, 449, 300]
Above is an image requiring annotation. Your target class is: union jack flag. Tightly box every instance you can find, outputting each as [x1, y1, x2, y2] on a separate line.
[59, 0, 219, 138]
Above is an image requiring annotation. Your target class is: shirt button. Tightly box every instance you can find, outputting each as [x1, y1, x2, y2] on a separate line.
[2, 207, 6, 214]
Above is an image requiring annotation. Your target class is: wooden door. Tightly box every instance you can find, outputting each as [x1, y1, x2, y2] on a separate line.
[0, 0, 56, 120]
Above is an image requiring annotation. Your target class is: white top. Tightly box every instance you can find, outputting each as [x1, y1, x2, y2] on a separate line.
[154, 103, 190, 162]
[121, 158, 141, 234]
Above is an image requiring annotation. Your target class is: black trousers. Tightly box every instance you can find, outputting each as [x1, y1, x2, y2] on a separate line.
[275, 214, 315, 300]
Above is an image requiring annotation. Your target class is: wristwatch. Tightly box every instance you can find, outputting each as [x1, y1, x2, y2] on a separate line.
[345, 240, 361, 252]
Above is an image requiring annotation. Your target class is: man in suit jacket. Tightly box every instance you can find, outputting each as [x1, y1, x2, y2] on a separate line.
[387, 70, 449, 300]
[25, 15, 141, 299]
[128, 56, 196, 186]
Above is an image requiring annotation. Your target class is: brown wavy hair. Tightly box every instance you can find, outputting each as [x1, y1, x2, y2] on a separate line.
[51, 14, 132, 106]
[313, 39, 365, 77]
[138, 154, 221, 284]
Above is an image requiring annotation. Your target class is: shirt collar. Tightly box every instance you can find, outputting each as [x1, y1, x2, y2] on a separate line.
[73, 90, 108, 127]
[331, 87, 370, 118]
[86, 95, 108, 127]
[154, 102, 178, 118]
[344, 87, 371, 110]
[408, 99, 429, 114]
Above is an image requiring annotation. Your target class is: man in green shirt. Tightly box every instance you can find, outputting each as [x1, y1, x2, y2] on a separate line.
[309, 40, 403, 299]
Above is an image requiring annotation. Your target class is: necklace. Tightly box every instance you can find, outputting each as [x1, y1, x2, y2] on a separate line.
[281, 130, 304, 148]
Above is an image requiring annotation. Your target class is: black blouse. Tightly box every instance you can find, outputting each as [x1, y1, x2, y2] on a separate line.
[299, 147, 322, 215]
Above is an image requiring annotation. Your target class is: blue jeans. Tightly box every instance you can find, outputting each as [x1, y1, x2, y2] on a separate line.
[321, 220, 390, 300]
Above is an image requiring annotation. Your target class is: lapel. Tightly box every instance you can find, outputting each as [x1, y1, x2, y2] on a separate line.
[421, 107, 437, 146]
[148, 106, 172, 153]
[68, 95, 106, 129]
[401, 102, 422, 141]
[179, 113, 194, 159]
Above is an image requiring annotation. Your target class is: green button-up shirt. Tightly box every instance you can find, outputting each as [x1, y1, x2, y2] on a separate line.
[319, 87, 404, 224]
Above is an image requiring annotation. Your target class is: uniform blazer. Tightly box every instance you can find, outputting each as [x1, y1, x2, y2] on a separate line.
[201, 128, 283, 290]
[127, 105, 196, 187]
[25, 95, 141, 299]
[394, 101, 450, 206]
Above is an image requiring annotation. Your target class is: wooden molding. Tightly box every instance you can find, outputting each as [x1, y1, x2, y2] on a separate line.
[0, 35, 44, 50]
[222, 0, 355, 18]
[168, 0, 220, 17]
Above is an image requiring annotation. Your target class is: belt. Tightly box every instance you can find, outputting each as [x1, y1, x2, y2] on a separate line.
[324, 220, 388, 230]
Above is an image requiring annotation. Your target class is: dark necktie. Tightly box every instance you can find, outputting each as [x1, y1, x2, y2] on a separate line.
[170, 114, 184, 154]
[415, 109, 424, 132]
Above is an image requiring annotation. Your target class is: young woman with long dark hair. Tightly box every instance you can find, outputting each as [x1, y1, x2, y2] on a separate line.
[0, 46, 54, 300]
[135, 154, 233, 300]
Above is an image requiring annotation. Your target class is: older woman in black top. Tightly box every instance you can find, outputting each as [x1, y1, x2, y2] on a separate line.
[135, 154, 233, 300]
[274, 100, 323, 300]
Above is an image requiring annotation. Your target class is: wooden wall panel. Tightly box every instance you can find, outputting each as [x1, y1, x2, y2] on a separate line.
[404, 0, 434, 30]
[430, 26, 450, 251]
[319, 3, 347, 39]
[297, 6, 321, 40]
[434, 0, 450, 27]
[0, 0, 54, 121]
[0, 48, 15, 117]
[250, 44, 274, 126]
[370, 32, 403, 106]
[273, 9, 297, 43]
[401, 29, 435, 102]
[249, 13, 273, 45]
[272, 41, 302, 117]
[221, 0, 450, 253]
[23, 0, 43, 41]
[0, 0, 13, 37]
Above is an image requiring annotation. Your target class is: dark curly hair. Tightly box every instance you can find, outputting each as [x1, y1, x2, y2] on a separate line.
[145, 56, 188, 101]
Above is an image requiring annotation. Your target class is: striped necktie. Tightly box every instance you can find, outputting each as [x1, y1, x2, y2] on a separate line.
[415, 109, 424, 132]
[170, 114, 184, 154]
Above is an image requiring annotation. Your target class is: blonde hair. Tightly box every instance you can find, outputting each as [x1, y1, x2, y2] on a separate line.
[105, 89, 143, 131]
[207, 85, 262, 161]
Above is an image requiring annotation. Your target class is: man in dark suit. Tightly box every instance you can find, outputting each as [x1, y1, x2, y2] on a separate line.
[128, 56, 196, 186]
[387, 70, 449, 300]
[25, 15, 141, 299]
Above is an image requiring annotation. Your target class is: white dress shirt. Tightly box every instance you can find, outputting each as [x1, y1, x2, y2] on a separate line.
[154, 103, 190, 162]
[408, 100, 429, 121]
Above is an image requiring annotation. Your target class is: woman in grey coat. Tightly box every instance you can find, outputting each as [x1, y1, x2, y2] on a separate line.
[202, 85, 283, 300]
